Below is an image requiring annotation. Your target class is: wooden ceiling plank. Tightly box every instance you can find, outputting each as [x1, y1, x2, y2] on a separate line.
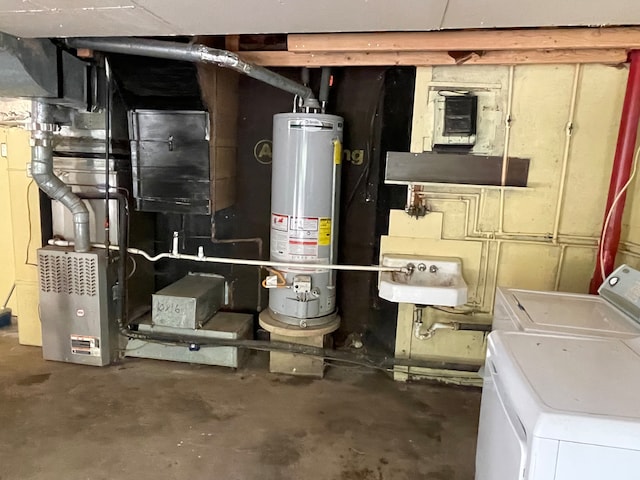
[475, 48, 628, 64]
[238, 49, 628, 67]
[288, 28, 640, 53]
[239, 50, 452, 66]
[225, 35, 241, 52]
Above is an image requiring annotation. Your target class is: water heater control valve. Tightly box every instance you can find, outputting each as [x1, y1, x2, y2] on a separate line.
[293, 275, 312, 294]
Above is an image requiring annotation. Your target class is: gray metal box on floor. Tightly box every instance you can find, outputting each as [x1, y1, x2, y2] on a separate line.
[126, 312, 253, 368]
[152, 273, 226, 329]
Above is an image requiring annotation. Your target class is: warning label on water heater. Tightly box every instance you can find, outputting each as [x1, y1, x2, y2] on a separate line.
[272, 213, 288, 232]
[272, 213, 332, 260]
[318, 218, 331, 246]
[288, 215, 318, 259]
[289, 216, 318, 233]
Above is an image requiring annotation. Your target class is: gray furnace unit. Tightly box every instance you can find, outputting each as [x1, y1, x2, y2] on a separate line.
[38, 247, 120, 366]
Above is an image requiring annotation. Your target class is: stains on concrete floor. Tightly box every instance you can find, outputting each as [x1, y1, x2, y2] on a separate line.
[0, 328, 480, 480]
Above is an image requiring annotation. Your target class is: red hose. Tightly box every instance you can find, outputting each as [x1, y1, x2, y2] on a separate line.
[590, 51, 640, 293]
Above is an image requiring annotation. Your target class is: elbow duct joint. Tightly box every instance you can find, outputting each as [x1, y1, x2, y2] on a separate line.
[30, 101, 90, 253]
[66, 37, 317, 105]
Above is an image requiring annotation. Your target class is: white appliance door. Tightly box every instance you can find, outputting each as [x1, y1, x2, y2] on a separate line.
[476, 357, 527, 480]
[511, 290, 639, 337]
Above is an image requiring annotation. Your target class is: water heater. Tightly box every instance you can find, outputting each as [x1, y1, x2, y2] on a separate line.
[266, 113, 343, 328]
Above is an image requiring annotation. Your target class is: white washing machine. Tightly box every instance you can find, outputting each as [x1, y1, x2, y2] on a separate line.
[476, 330, 640, 480]
[493, 264, 640, 339]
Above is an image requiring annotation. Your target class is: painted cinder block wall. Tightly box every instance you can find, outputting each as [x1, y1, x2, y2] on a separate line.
[0, 127, 17, 314]
[387, 63, 640, 382]
[1, 121, 42, 346]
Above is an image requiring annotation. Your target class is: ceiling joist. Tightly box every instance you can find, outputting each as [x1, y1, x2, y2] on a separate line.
[288, 28, 640, 53]
[238, 48, 629, 67]
[232, 28, 639, 66]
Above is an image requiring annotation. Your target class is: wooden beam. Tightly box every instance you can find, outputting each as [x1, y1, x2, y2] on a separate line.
[238, 49, 628, 67]
[225, 35, 240, 52]
[289, 28, 640, 53]
[75, 48, 94, 59]
[472, 49, 628, 65]
[240, 50, 454, 66]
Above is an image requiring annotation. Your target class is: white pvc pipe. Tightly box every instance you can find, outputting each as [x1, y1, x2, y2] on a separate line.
[416, 192, 599, 243]
[490, 240, 503, 315]
[47, 239, 406, 273]
[554, 244, 567, 291]
[552, 64, 582, 243]
[414, 321, 458, 341]
[498, 65, 515, 234]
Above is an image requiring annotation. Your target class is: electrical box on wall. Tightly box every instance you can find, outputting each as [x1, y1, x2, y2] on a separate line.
[420, 79, 505, 156]
[433, 94, 478, 149]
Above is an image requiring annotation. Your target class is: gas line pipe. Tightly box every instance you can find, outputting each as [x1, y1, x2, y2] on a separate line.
[590, 50, 640, 293]
[47, 238, 407, 274]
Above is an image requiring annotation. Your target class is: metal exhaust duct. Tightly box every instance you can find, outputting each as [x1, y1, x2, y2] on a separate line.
[0, 32, 91, 253]
[31, 101, 90, 253]
[0, 33, 87, 107]
[65, 37, 318, 107]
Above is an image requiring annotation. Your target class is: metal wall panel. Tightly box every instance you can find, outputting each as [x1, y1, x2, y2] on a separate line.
[385, 152, 530, 187]
[128, 109, 211, 214]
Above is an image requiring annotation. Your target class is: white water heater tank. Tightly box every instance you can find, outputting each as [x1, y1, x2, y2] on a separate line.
[267, 112, 343, 328]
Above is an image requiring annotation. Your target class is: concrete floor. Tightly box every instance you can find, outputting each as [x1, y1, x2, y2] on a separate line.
[0, 326, 481, 480]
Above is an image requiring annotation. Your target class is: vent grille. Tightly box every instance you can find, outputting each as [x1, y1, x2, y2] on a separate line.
[38, 253, 98, 296]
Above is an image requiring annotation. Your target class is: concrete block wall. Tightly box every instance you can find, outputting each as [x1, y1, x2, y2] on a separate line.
[0, 100, 43, 346]
[387, 63, 637, 382]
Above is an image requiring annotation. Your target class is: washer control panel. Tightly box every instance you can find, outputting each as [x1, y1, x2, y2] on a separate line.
[599, 264, 640, 322]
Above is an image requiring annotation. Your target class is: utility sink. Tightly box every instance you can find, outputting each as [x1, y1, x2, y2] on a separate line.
[378, 254, 468, 307]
